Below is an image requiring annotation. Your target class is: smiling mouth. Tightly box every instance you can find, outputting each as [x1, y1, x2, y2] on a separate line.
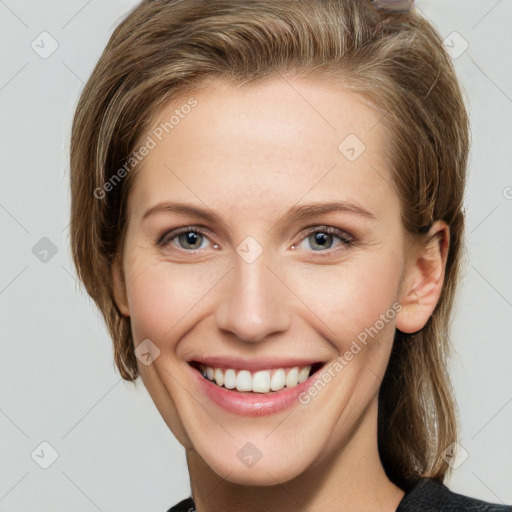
[189, 361, 326, 394]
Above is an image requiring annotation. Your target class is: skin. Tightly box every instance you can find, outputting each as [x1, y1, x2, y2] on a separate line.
[112, 76, 449, 512]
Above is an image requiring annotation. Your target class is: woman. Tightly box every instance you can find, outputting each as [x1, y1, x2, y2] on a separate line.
[69, 0, 511, 510]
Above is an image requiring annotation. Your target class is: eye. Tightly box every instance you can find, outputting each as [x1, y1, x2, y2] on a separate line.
[157, 226, 217, 251]
[157, 225, 354, 255]
[292, 226, 354, 254]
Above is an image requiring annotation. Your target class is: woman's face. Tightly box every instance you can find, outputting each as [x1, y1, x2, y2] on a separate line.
[113, 77, 427, 485]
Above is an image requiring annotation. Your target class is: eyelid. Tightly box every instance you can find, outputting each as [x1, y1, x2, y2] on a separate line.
[299, 224, 354, 242]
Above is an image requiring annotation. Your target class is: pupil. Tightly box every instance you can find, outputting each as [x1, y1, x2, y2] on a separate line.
[312, 232, 332, 249]
[181, 231, 201, 249]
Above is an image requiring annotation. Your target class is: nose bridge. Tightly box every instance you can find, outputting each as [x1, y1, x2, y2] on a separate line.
[214, 244, 291, 342]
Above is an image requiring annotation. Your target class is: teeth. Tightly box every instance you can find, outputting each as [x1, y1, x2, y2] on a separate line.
[214, 368, 224, 387]
[285, 367, 299, 388]
[252, 370, 271, 393]
[270, 369, 285, 391]
[198, 364, 314, 393]
[224, 369, 236, 389]
[298, 366, 310, 383]
[236, 370, 252, 392]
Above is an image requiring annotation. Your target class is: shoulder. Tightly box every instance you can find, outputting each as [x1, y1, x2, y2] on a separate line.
[397, 477, 512, 512]
[166, 479, 512, 512]
[166, 496, 196, 512]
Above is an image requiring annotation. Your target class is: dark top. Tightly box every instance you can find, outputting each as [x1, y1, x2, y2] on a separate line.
[167, 477, 512, 511]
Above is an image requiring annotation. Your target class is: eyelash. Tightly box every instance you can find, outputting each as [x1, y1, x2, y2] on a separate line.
[157, 225, 355, 256]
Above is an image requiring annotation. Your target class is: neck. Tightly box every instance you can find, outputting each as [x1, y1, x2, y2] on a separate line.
[185, 396, 405, 512]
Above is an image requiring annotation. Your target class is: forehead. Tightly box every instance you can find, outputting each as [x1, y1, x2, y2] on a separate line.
[126, 76, 396, 224]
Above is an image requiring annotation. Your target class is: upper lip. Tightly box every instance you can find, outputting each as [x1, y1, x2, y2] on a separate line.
[187, 356, 328, 372]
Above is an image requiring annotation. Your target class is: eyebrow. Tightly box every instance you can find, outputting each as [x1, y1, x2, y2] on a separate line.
[142, 200, 376, 228]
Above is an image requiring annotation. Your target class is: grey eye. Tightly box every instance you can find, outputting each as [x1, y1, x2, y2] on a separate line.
[176, 231, 208, 250]
[308, 232, 335, 251]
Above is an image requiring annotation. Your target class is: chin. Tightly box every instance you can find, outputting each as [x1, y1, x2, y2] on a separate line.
[201, 446, 314, 486]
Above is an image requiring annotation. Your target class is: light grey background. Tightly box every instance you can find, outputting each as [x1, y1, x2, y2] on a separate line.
[0, 1, 511, 510]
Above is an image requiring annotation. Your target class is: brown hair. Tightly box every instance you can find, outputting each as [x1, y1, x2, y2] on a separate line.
[69, 0, 469, 488]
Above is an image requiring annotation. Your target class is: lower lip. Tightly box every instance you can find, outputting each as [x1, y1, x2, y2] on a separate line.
[188, 363, 324, 417]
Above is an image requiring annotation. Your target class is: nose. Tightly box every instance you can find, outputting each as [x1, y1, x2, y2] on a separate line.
[214, 249, 291, 343]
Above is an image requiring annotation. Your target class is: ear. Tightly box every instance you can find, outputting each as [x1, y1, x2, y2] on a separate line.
[111, 257, 130, 317]
[396, 220, 450, 334]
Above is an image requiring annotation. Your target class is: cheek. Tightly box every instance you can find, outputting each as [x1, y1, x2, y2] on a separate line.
[289, 253, 401, 349]
[124, 259, 217, 342]
[124, 243, 403, 353]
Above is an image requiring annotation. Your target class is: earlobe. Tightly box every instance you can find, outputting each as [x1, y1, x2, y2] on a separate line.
[111, 258, 130, 317]
[396, 221, 450, 334]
